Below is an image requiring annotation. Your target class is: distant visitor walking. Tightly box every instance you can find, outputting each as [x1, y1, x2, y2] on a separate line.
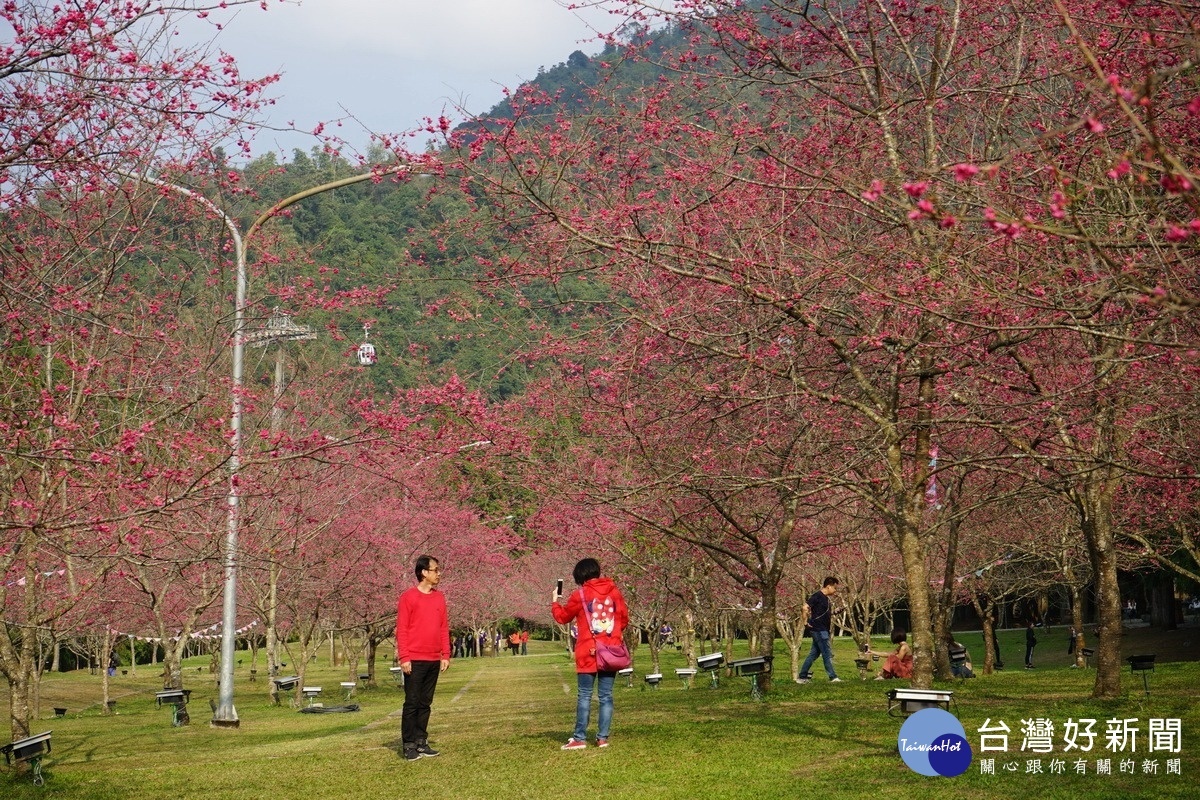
[1024, 620, 1037, 669]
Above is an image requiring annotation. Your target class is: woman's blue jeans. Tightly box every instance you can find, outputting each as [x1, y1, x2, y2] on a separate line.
[574, 671, 614, 740]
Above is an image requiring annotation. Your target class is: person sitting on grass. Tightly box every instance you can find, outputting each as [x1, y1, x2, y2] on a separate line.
[946, 635, 975, 678]
[869, 629, 913, 680]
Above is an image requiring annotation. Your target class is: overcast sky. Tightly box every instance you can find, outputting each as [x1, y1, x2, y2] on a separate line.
[196, 0, 624, 158]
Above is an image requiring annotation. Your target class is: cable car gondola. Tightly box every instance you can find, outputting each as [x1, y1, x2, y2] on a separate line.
[357, 324, 377, 366]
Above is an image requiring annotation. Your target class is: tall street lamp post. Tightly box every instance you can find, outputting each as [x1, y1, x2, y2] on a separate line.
[125, 165, 406, 727]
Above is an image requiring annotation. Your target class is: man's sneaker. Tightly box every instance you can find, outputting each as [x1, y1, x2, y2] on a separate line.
[796, 677, 811, 684]
[416, 742, 440, 758]
[596, 738, 609, 748]
[561, 738, 587, 750]
[829, 677, 843, 683]
[403, 745, 420, 761]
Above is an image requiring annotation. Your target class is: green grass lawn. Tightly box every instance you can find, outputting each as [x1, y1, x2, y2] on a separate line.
[2, 627, 1197, 799]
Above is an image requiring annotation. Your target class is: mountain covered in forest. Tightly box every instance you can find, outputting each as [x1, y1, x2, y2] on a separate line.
[238, 23, 690, 401]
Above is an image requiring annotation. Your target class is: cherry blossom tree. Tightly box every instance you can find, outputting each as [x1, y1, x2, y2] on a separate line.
[114, 511, 227, 690]
[514, 340, 862, 692]
[443, 0, 1197, 696]
[1, 0, 287, 740]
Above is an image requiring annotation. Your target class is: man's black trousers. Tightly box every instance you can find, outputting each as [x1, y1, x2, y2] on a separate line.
[402, 660, 440, 745]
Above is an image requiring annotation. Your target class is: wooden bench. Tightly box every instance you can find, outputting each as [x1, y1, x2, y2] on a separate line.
[2, 731, 52, 786]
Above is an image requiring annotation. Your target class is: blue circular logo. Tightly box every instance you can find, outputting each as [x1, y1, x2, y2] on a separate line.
[898, 708, 973, 777]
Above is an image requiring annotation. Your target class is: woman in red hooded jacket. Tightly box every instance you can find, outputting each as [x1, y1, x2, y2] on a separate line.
[551, 557, 629, 750]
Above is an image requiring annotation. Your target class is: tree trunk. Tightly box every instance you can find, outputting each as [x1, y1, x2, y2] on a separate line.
[266, 560, 281, 679]
[6, 667, 33, 742]
[981, 615, 997, 674]
[644, 624, 662, 673]
[2, 531, 40, 739]
[1082, 509, 1123, 699]
[1150, 575, 1176, 630]
[753, 579, 779, 694]
[101, 628, 112, 715]
[3, 628, 38, 741]
[345, 632, 362, 682]
[161, 639, 185, 690]
[896, 516, 935, 687]
[1070, 585, 1087, 669]
[682, 608, 696, 667]
[365, 632, 380, 687]
[932, 513, 962, 679]
[773, 611, 807, 683]
[892, 354, 937, 688]
[33, 636, 43, 723]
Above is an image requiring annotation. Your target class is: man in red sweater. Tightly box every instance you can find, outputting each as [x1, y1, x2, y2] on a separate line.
[396, 554, 450, 761]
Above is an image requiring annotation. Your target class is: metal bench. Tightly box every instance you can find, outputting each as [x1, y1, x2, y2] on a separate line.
[390, 666, 405, 688]
[643, 672, 663, 689]
[887, 688, 955, 717]
[730, 655, 773, 700]
[271, 675, 301, 706]
[855, 653, 879, 680]
[2, 731, 52, 786]
[674, 667, 698, 688]
[1128, 654, 1155, 695]
[618, 667, 634, 688]
[301, 686, 323, 707]
[340, 681, 357, 701]
[697, 652, 724, 688]
[155, 689, 192, 726]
